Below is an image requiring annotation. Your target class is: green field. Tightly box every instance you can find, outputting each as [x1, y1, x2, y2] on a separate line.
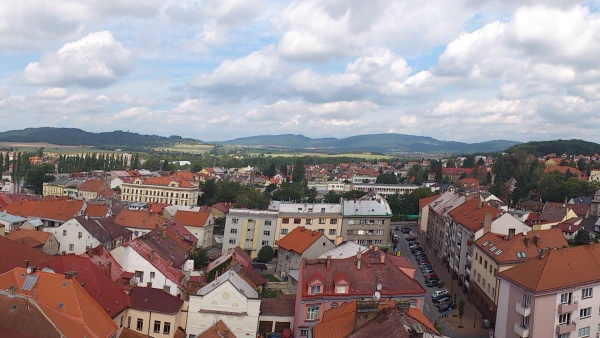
[249, 151, 393, 160]
[154, 143, 215, 154]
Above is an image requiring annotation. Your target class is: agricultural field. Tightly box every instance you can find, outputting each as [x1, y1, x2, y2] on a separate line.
[249, 150, 393, 160]
[0, 142, 122, 155]
[154, 143, 215, 154]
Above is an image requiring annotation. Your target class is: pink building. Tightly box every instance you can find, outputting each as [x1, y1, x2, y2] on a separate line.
[496, 243, 600, 338]
[294, 248, 426, 338]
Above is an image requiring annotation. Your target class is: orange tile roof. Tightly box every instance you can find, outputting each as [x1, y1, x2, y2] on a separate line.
[476, 228, 568, 265]
[139, 177, 195, 188]
[418, 195, 439, 208]
[114, 209, 165, 230]
[6, 228, 51, 245]
[85, 204, 110, 218]
[544, 165, 582, 175]
[78, 179, 109, 193]
[171, 171, 196, 181]
[196, 320, 237, 338]
[276, 227, 324, 254]
[499, 243, 600, 293]
[449, 199, 501, 232]
[312, 301, 356, 338]
[5, 199, 85, 222]
[174, 210, 210, 228]
[0, 267, 118, 338]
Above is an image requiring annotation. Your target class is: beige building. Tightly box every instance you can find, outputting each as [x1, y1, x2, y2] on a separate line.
[223, 209, 279, 258]
[42, 178, 70, 196]
[124, 286, 184, 338]
[271, 202, 343, 247]
[341, 194, 393, 248]
[121, 177, 199, 206]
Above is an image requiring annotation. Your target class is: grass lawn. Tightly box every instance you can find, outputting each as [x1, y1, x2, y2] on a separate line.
[266, 274, 281, 282]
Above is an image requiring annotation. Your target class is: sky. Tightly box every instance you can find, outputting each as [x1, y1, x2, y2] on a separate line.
[1, 0, 600, 143]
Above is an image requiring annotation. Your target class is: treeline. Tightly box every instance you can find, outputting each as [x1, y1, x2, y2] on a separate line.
[57, 153, 128, 173]
[505, 139, 600, 157]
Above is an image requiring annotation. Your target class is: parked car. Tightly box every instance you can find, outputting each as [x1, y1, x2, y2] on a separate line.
[421, 268, 434, 275]
[424, 273, 438, 279]
[432, 294, 452, 302]
[406, 236, 417, 241]
[434, 297, 455, 308]
[432, 290, 448, 299]
[426, 279, 440, 287]
[439, 303, 456, 313]
[401, 227, 411, 234]
[267, 334, 282, 338]
[418, 263, 432, 269]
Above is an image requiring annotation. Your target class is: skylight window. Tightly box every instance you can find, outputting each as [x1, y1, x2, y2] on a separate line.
[495, 250, 503, 256]
[516, 252, 527, 258]
[489, 246, 497, 252]
[482, 241, 489, 247]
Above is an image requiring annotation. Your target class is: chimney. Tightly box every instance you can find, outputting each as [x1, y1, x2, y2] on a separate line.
[508, 229, 515, 240]
[534, 233, 540, 247]
[524, 237, 530, 248]
[354, 299, 379, 331]
[379, 253, 385, 264]
[87, 246, 92, 256]
[483, 213, 492, 234]
[64, 271, 77, 279]
[7, 285, 17, 298]
[163, 232, 167, 239]
[150, 249, 155, 261]
[326, 255, 331, 270]
[106, 261, 112, 276]
[356, 249, 362, 270]
[374, 246, 379, 252]
[478, 199, 484, 209]
[24, 260, 29, 268]
[147, 281, 153, 287]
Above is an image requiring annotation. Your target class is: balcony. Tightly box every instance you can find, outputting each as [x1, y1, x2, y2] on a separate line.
[465, 265, 471, 275]
[466, 253, 472, 263]
[558, 302, 578, 313]
[514, 323, 529, 337]
[555, 322, 576, 335]
[516, 302, 531, 317]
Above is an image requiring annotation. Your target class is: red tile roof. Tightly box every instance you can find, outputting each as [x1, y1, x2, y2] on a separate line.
[174, 210, 211, 228]
[5, 198, 85, 222]
[449, 199, 501, 232]
[80, 245, 131, 285]
[139, 177, 195, 188]
[6, 229, 51, 246]
[418, 195, 439, 208]
[114, 209, 165, 230]
[0, 267, 118, 338]
[259, 296, 295, 316]
[78, 179, 109, 193]
[0, 293, 62, 338]
[39, 255, 129, 318]
[0, 236, 52, 275]
[499, 243, 600, 293]
[85, 204, 110, 218]
[196, 320, 237, 338]
[124, 240, 185, 287]
[128, 286, 183, 314]
[276, 227, 325, 254]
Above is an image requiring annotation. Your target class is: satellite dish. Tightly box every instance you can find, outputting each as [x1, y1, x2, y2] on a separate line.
[373, 291, 381, 300]
[26, 267, 32, 274]
[376, 283, 382, 291]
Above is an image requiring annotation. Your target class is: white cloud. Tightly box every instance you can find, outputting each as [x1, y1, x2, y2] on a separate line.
[23, 31, 134, 88]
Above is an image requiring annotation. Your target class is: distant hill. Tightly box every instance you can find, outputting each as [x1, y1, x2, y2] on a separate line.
[0, 128, 191, 151]
[505, 139, 600, 157]
[221, 133, 521, 154]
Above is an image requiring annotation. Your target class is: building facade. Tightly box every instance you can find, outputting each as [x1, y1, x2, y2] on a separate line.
[121, 177, 199, 206]
[341, 194, 393, 249]
[222, 209, 279, 258]
[273, 202, 343, 246]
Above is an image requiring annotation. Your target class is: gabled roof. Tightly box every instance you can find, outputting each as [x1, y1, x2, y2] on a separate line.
[206, 246, 252, 273]
[0, 236, 52, 275]
[475, 228, 568, 264]
[259, 295, 295, 316]
[197, 270, 258, 299]
[6, 229, 51, 245]
[128, 286, 183, 314]
[85, 204, 110, 218]
[174, 210, 211, 228]
[499, 243, 600, 293]
[236, 266, 267, 288]
[133, 177, 196, 189]
[0, 292, 62, 338]
[418, 194, 439, 209]
[195, 320, 237, 338]
[78, 179, 109, 193]
[124, 239, 185, 287]
[5, 198, 85, 222]
[556, 220, 584, 234]
[276, 227, 326, 254]
[0, 267, 118, 338]
[114, 209, 165, 230]
[80, 245, 131, 285]
[211, 202, 233, 213]
[449, 199, 501, 232]
[75, 216, 127, 243]
[140, 227, 192, 267]
[39, 255, 129, 318]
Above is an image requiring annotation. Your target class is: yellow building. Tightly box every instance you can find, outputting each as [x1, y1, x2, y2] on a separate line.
[273, 202, 343, 247]
[124, 286, 184, 338]
[121, 177, 199, 206]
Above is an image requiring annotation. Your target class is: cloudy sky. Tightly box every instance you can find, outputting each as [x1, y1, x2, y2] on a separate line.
[1, 0, 600, 143]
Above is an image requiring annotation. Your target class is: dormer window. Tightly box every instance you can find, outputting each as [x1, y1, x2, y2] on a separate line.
[336, 285, 347, 294]
[310, 285, 321, 295]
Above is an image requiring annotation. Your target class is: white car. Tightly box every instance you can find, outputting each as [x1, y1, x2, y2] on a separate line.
[432, 290, 448, 298]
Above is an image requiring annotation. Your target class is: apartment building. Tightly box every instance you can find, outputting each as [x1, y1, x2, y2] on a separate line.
[341, 194, 392, 248]
[471, 228, 567, 324]
[496, 244, 600, 338]
[273, 202, 343, 246]
[222, 209, 279, 258]
[121, 177, 199, 206]
[350, 183, 419, 197]
[425, 190, 466, 261]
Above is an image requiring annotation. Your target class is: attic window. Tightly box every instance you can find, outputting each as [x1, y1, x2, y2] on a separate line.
[494, 250, 503, 256]
[517, 252, 527, 258]
[489, 246, 497, 252]
[482, 241, 489, 247]
[10, 305, 17, 311]
[19, 273, 25, 278]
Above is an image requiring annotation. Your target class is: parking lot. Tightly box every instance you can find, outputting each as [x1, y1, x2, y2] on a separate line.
[391, 222, 493, 338]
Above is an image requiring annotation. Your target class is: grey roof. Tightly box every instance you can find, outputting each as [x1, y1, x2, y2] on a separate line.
[319, 241, 369, 259]
[0, 212, 27, 224]
[197, 269, 258, 299]
[342, 195, 392, 216]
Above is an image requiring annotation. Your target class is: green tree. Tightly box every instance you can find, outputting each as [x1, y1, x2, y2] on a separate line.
[401, 188, 435, 215]
[25, 164, 55, 194]
[198, 180, 217, 205]
[213, 217, 225, 229]
[257, 245, 274, 263]
[462, 155, 475, 168]
[264, 163, 277, 178]
[458, 300, 465, 327]
[234, 188, 269, 209]
[323, 190, 341, 203]
[162, 159, 171, 171]
[190, 249, 209, 269]
[574, 228, 591, 245]
[376, 173, 398, 184]
[577, 157, 587, 172]
[342, 190, 367, 199]
[292, 159, 305, 183]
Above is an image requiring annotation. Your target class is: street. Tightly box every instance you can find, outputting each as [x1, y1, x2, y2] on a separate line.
[391, 222, 493, 338]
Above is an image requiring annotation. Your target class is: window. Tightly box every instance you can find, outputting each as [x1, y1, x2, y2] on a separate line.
[523, 294, 531, 307]
[318, 229, 324, 234]
[329, 229, 336, 236]
[520, 315, 529, 328]
[69, 244, 74, 251]
[232, 218, 239, 224]
[154, 321, 161, 333]
[559, 312, 571, 324]
[347, 230, 353, 235]
[150, 272, 155, 280]
[163, 322, 171, 335]
[262, 240, 269, 246]
[135, 271, 144, 283]
[359, 219, 367, 225]
[300, 328, 310, 336]
[580, 307, 591, 318]
[582, 287, 593, 299]
[336, 285, 347, 294]
[310, 285, 321, 294]
[558, 334, 571, 338]
[484, 260, 487, 268]
[265, 220, 272, 226]
[62, 230, 67, 236]
[306, 219, 313, 225]
[136, 318, 143, 331]
[281, 229, 288, 235]
[561, 292, 573, 304]
[578, 326, 590, 338]
[378, 219, 385, 225]
[230, 229, 238, 234]
[376, 230, 384, 235]
[283, 218, 289, 224]
[330, 219, 337, 224]
[321, 208, 326, 213]
[516, 252, 526, 258]
[229, 239, 236, 244]
[375, 240, 382, 244]
[294, 219, 301, 224]
[358, 240, 365, 245]
[78, 232, 82, 238]
[367, 240, 372, 245]
[306, 306, 319, 320]
[263, 231, 271, 236]
[319, 218, 326, 224]
[127, 316, 131, 328]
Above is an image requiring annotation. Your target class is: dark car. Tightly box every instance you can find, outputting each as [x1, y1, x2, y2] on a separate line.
[401, 227, 411, 234]
[267, 334, 282, 338]
[406, 236, 417, 241]
[439, 303, 456, 313]
[411, 247, 424, 253]
[424, 273, 438, 279]
[426, 279, 440, 287]
[435, 297, 455, 308]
